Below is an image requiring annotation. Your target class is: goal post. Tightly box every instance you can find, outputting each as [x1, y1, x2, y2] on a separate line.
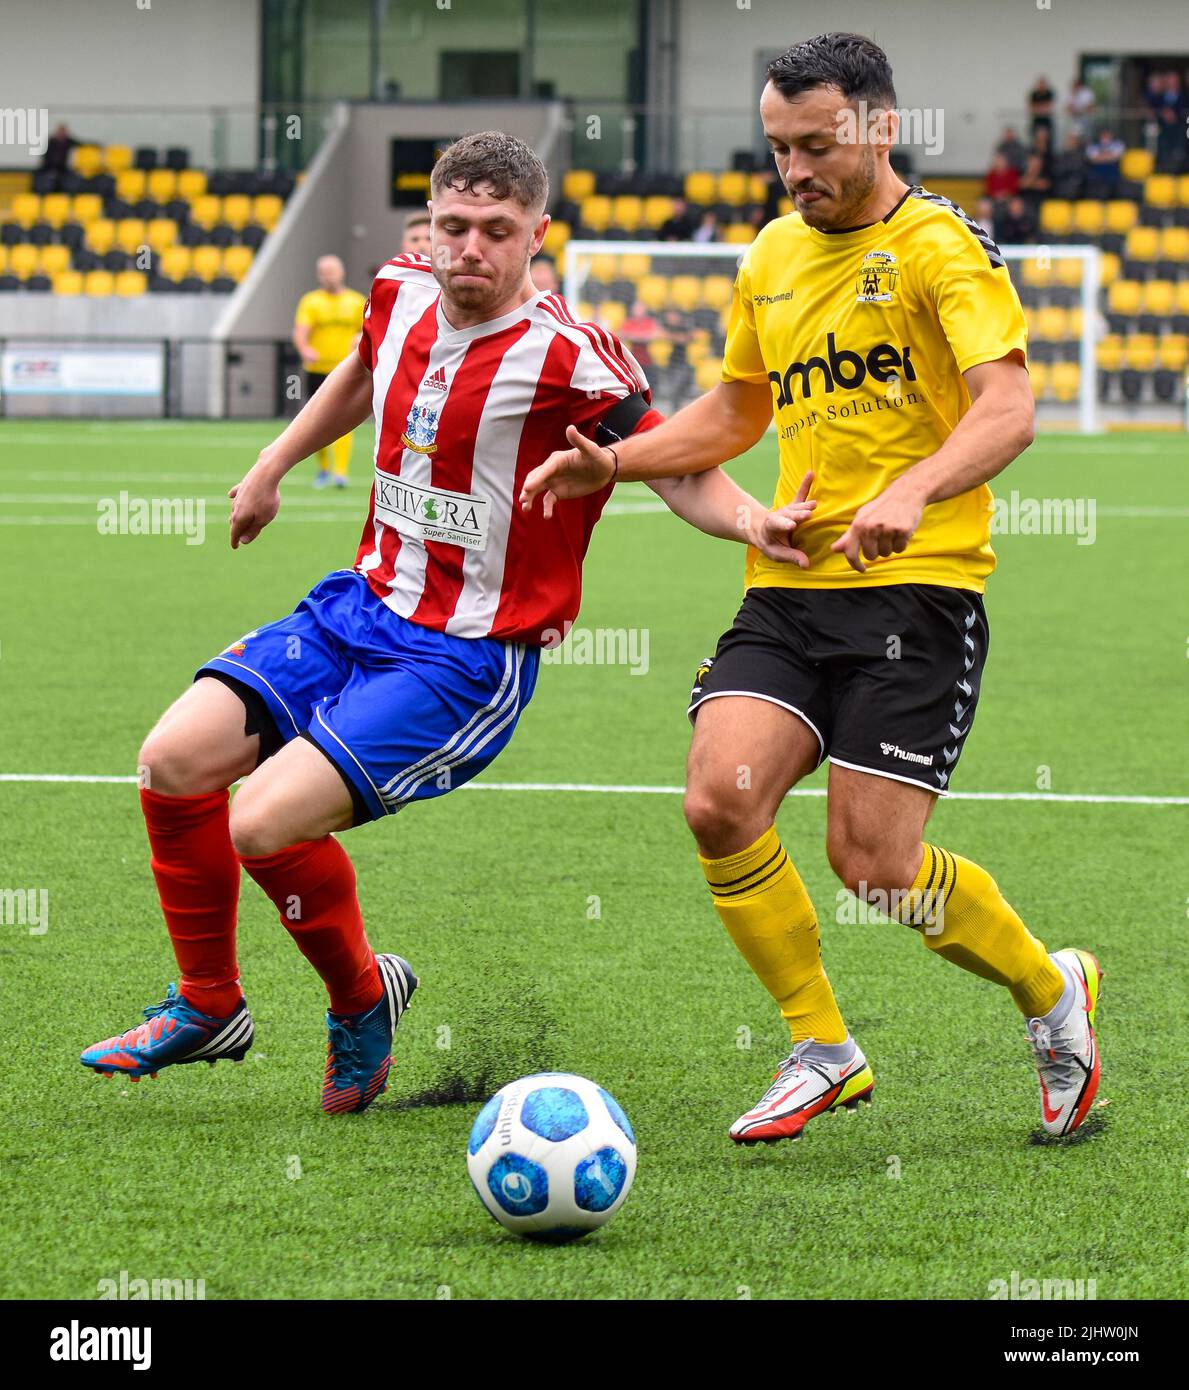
[563, 238, 1101, 434]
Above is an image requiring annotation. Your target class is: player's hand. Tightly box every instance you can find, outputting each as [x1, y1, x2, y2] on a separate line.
[228, 456, 283, 549]
[751, 471, 816, 568]
[519, 425, 616, 518]
[831, 478, 925, 574]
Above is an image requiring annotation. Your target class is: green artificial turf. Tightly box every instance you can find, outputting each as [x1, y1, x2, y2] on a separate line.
[0, 421, 1186, 1299]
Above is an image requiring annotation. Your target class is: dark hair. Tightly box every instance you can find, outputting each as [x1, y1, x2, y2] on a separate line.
[405, 212, 431, 229]
[431, 130, 548, 213]
[765, 33, 897, 110]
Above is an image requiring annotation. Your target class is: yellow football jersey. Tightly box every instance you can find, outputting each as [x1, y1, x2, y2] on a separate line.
[722, 187, 1027, 592]
[295, 287, 367, 375]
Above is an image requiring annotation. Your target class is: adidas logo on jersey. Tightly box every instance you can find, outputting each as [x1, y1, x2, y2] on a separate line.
[424, 365, 448, 392]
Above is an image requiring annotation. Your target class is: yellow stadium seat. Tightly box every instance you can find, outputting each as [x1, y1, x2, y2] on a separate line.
[221, 195, 252, 230]
[1159, 226, 1189, 263]
[53, 270, 84, 296]
[719, 303, 733, 333]
[586, 253, 618, 283]
[717, 171, 748, 206]
[1036, 306, 1068, 341]
[9, 244, 38, 278]
[146, 218, 178, 252]
[701, 275, 733, 310]
[86, 219, 116, 254]
[1021, 255, 1055, 288]
[115, 218, 147, 255]
[1122, 334, 1156, 370]
[598, 300, 626, 332]
[1120, 149, 1152, 182]
[637, 274, 668, 311]
[1039, 201, 1073, 238]
[1157, 335, 1188, 371]
[778, 197, 793, 217]
[1072, 201, 1104, 238]
[1104, 200, 1138, 234]
[177, 169, 208, 200]
[669, 275, 702, 312]
[103, 145, 132, 174]
[147, 169, 178, 203]
[619, 253, 650, 280]
[38, 245, 71, 275]
[611, 195, 643, 233]
[575, 300, 595, 323]
[222, 245, 254, 281]
[1051, 362, 1080, 402]
[1055, 256, 1083, 288]
[1068, 307, 1084, 338]
[72, 193, 103, 224]
[541, 220, 569, 258]
[1178, 175, 1189, 208]
[189, 195, 221, 230]
[251, 193, 283, 230]
[1099, 251, 1120, 286]
[1176, 281, 1189, 315]
[1095, 335, 1123, 371]
[642, 195, 673, 229]
[41, 193, 71, 227]
[684, 171, 716, 205]
[1124, 226, 1159, 262]
[1145, 176, 1176, 210]
[580, 195, 611, 233]
[160, 246, 191, 280]
[1021, 304, 1036, 339]
[11, 192, 40, 225]
[723, 223, 756, 244]
[747, 173, 770, 204]
[562, 169, 596, 203]
[647, 338, 674, 368]
[694, 358, 723, 392]
[115, 168, 146, 202]
[1107, 280, 1142, 316]
[0, 247, 7, 274]
[1028, 362, 1049, 399]
[115, 270, 147, 297]
[84, 270, 115, 296]
[191, 245, 222, 281]
[71, 144, 103, 178]
[1141, 280, 1175, 316]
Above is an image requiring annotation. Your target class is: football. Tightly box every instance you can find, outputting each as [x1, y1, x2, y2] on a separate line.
[466, 1073, 637, 1242]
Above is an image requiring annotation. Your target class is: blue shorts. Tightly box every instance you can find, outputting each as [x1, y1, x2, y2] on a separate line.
[197, 570, 539, 823]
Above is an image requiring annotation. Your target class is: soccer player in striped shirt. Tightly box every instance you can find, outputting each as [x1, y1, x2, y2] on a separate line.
[523, 36, 1103, 1141]
[80, 132, 815, 1114]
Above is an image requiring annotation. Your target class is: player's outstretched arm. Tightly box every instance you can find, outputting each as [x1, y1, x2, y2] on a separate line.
[649, 469, 817, 568]
[228, 351, 374, 549]
[519, 377, 773, 511]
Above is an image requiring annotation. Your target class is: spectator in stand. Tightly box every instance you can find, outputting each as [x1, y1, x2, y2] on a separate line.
[691, 208, 720, 243]
[620, 300, 659, 369]
[1065, 76, 1097, 141]
[1051, 132, 1088, 200]
[657, 197, 696, 240]
[1085, 127, 1126, 196]
[995, 126, 1028, 173]
[1031, 124, 1054, 179]
[984, 151, 1020, 202]
[997, 195, 1036, 244]
[975, 196, 997, 242]
[529, 254, 559, 294]
[1154, 71, 1186, 174]
[40, 123, 82, 178]
[1028, 75, 1056, 139]
[1018, 151, 1052, 211]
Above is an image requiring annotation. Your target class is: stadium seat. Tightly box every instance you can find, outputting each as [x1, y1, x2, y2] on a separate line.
[562, 169, 596, 203]
[701, 275, 733, 310]
[115, 168, 147, 203]
[191, 245, 222, 281]
[251, 193, 283, 230]
[177, 169, 208, 200]
[1124, 226, 1159, 264]
[619, 252, 651, 280]
[71, 192, 103, 224]
[541, 220, 569, 260]
[669, 275, 702, 312]
[1095, 335, 1124, 372]
[642, 195, 674, 229]
[1144, 176, 1176, 210]
[83, 269, 115, 296]
[1122, 334, 1157, 370]
[40, 193, 71, 227]
[683, 171, 716, 205]
[9, 244, 38, 278]
[189, 195, 221, 230]
[222, 245, 254, 280]
[694, 357, 722, 392]
[103, 145, 133, 174]
[580, 195, 612, 233]
[1141, 280, 1175, 316]
[1020, 256, 1055, 289]
[716, 171, 748, 206]
[637, 274, 668, 311]
[1099, 251, 1121, 286]
[11, 192, 40, 226]
[1054, 256, 1083, 289]
[1106, 279, 1142, 316]
[778, 196, 793, 216]
[115, 270, 147, 296]
[52, 269, 84, 296]
[1036, 306, 1068, 342]
[147, 169, 178, 203]
[1051, 362, 1080, 402]
[38, 244, 70, 275]
[586, 253, 618, 284]
[1158, 225, 1189, 272]
[611, 195, 643, 233]
[599, 300, 627, 332]
[1157, 334, 1188, 371]
[1028, 361, 1050, 398]
[1039, 201, 1073, 238]
[1120, 149, 1152, 183]
[160, 245, 191, 280]
[1177, 174, 1189, 208]
[85, 218, 116, 254]
[165, 147, 191, 172]
[648, 339, 674, 368]
[1072, 201, 1104, 238]
[71, 144, 103, 178]
[221, 194, 252, 229]
[1105, 200, 1138, 234]
[146, 218, 178, 252]
[722, 223, 756, 244]
[747, 173, 770, 203]
[115, 218, 147, 255]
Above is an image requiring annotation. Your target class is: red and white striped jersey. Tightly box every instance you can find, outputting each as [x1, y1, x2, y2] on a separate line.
[354, 252, 661, 644]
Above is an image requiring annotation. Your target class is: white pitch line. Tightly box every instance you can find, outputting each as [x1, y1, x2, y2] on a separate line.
[0, 772, 1184, 806]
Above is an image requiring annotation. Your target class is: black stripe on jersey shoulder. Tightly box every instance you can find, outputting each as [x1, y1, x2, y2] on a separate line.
[910, 186, 1006, 268]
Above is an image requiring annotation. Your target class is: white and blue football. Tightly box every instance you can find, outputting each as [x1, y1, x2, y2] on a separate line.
[466, 1072, 637, 1242]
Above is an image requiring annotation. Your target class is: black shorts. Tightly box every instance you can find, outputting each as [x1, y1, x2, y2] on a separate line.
[304, 370, 328, 400]
[688, 584, 989, 794]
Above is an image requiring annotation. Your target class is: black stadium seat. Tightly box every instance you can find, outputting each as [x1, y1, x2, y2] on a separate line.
[134, 146, 158, 170]
[165, 147, 190, 171]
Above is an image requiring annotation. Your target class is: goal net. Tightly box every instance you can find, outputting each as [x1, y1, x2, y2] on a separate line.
[563, 239, 1100, 432]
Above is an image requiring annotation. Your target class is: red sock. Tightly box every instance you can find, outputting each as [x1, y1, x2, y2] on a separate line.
[141, 787, 243, 1016]
[240, 837, 381, 1015]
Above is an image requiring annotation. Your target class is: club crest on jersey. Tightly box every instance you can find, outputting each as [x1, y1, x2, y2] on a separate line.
[856, 250, 898, 304]
[401, 403, 439, 453]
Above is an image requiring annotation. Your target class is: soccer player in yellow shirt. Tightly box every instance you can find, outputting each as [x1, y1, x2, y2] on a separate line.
[293, 255, 366, 488]
[522, 33, 1102, 1141]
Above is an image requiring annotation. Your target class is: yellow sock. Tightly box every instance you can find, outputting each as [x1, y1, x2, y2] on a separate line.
[699, 826, 847, 1044]
[315, 446, 331, 473]
[332, 433, 353, 478]
[898, 844, 1063, 1016]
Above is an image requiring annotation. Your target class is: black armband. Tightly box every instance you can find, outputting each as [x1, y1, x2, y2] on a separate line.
[594, 392, 651, 446]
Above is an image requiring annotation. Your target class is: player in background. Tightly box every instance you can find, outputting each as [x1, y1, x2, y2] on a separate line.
[522, 35, 1102, 1141]
[80, 132, 815, 1115]
[401, 212, 432, 256]
[292, 254, 366, 488]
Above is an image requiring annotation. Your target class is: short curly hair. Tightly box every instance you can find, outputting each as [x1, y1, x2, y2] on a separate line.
[766, 33, 897, 110]
[430, 131, 549, 215]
